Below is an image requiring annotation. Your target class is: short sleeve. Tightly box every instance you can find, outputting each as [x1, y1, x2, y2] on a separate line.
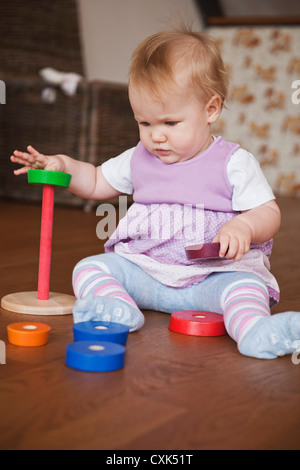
[101, 147, 135, 194]
[227, 148, 275, 211]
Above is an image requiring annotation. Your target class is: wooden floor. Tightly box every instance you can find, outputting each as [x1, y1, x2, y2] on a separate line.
[0, 197, 300, 450]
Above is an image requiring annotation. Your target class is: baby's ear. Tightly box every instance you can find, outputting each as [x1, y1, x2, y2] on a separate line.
[206, 95, 222, 124]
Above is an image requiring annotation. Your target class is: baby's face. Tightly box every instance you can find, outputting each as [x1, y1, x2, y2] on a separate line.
[129, 82, 219, 164]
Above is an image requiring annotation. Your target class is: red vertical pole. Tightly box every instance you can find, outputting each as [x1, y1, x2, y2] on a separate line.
[37, 184, 55, 300]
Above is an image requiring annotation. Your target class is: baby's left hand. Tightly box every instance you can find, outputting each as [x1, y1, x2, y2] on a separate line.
[213, 217, 253, 261]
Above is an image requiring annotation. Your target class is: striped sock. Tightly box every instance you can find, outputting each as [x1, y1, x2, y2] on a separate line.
[73, 258, 139, 310]
[72, 258, 145, 331]
[222, 278, 270, 345]
[222, 279, 300, 358]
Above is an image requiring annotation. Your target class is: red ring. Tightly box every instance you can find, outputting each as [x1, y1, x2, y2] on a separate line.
[169, 310, 227, 336]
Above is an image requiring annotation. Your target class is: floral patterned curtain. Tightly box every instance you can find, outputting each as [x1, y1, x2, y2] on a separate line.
[210, 27, 300, 196]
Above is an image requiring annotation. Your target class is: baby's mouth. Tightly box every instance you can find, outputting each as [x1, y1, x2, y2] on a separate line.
[155, 149, 171, 156]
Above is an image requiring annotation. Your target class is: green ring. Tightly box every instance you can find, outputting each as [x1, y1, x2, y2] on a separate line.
[28, 170, 72, 188]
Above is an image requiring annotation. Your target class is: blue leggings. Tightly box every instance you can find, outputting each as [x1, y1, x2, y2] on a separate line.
[73, 253, 300, 360]
[73, 252, 267, 315]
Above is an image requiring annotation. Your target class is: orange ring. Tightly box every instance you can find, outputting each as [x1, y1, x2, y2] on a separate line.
[7, 322, 51, 347]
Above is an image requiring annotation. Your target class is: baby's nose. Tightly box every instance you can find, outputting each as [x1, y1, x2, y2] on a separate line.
[152, 128, 167, 143]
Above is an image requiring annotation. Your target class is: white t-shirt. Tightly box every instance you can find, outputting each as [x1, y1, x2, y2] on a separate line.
[102, 145, 275, 211]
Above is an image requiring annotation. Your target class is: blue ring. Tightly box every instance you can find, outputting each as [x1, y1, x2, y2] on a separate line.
[73, 321, 129, 345]
[65, 341, 126, 372]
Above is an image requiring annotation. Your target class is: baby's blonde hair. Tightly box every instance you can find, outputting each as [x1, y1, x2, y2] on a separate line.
[129, 28, 228, 107]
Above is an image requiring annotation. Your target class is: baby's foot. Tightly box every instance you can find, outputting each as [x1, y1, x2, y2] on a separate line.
[238, 311, 300, 359]
[73, 293, 145, 332]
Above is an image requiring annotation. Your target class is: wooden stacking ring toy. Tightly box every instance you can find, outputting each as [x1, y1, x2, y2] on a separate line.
[169, 310, 227, 337]
[65, 341, 126, 372]
[7, 322, 51, 347]
[185, 242, 225, 261]
[73, 321, 129, 345]
[1, 170, 76, 316]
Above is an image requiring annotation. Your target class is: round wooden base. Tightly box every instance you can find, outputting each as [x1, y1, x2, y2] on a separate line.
[1, 292, 75, 316]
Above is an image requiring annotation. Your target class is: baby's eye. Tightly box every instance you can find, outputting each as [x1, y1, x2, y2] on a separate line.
[139, 122, 150, 127]
[165, 121, 178, 126]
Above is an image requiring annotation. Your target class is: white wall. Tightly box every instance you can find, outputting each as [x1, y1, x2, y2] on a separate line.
[77, 0, 203, 84]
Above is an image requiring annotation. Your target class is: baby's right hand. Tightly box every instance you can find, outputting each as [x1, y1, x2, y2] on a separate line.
[11, 145, 66, 175]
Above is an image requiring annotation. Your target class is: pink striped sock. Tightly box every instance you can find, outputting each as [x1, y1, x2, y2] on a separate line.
[73, 260, 139, 311]
[222, 279, 271, 344]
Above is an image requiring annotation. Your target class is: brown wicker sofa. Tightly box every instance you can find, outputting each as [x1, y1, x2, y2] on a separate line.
[0, 0, 138, 208]
[0, 78, 138, 207]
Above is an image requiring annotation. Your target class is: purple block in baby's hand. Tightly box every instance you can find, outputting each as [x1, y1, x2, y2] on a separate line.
[185, 242, 224, 261]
